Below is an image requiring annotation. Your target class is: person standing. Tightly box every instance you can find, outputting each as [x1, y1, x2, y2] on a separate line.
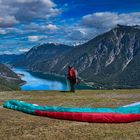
[67, 66, 77, 92]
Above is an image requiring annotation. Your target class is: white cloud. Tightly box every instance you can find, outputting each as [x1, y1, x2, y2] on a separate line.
[68, 11, 140, 42]
[2, 51, 13, 55]
[81, 12, 140, 29]
[41, 0, 56, 7]
[67, 29, 87, 40]
[0, 0, 61, 26]
[28, 36, 40, 42]
[2, 10, 140, 54]
[0, 16, 19, 27]
[6, 27, 23, 34]
[56, 12, 140, 44]
[28, 35, 47, 42]
[45, 24, 58, 30]
[15, 0, 35, 3]
[24, 23, 41, 31]
[0, 29, 7, 34]
[24, 23, 59, 33]
[19, 48, 30, 52]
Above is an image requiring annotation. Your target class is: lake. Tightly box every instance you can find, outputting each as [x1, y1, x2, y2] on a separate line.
[13, 68, 93, 91]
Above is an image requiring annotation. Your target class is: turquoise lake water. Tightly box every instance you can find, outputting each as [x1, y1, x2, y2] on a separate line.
[13, 68, 93, 91]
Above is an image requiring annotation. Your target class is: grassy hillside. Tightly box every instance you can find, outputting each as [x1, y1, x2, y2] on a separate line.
[0, 77, 21, 91]
[0, 63, 24, 91]
[0, 90, 140, 140]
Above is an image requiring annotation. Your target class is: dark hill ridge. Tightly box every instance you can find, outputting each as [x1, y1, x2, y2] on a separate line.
[0, 25, 140, 89]
[0, 63, 24, 91]
[0, 54, 23, 64]
[14, 43, 73, 68]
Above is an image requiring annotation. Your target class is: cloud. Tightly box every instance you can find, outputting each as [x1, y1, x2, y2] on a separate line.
[0, 29, 7, 34]
[0, 0, 61, 26]
[14, 1, 60, 22]
[41, 0, 56, 7]
[21, 23, 59, 39]
[67, 29, 87, 40]
[67, 11, 140, 42]
[25, 23, 59, 32]
[28, 36, 40, 42]
[57, 12, 140, 44]
[81, 12, 140, 29]
[28, 35, 47, 42]
[2, 10, 140, 54]
[0, 16, 19, 28]
[1, 50, 14, 55]
[45, 24, 58, 31]
[19, 48, 30, 53]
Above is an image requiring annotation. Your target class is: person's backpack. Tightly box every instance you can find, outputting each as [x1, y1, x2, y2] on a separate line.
[72, 69, 78, 84]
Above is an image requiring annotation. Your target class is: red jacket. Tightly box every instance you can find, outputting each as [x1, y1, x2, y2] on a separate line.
[68, 68, 73, 79]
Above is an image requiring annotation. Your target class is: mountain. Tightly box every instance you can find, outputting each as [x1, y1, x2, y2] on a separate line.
[12, 43, 73, 68]
[0, 63, 24, 91]
[1, 25, 140, 89]
[0, 54, 23, 65]
[55, 25, 140, 88]
[21, 25, 140, 89]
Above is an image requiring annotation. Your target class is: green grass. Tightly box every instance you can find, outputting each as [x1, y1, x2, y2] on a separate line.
[0, 90, 140, 140]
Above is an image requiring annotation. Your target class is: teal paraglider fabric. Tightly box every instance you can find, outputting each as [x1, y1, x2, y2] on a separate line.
[3, 100, 140, 114]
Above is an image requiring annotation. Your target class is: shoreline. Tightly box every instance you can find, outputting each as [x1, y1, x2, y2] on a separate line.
[13, 67, 95, 91]
[13, 67, 139, 90]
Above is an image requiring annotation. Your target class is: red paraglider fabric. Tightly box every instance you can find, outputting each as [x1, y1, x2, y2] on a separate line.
[35, 110, 140, 123]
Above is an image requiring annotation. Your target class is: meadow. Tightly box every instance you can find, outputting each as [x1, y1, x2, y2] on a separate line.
[0, 90, 140, 140]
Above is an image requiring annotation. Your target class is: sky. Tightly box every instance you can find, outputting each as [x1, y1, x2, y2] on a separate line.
[1, 0, 140, 54]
